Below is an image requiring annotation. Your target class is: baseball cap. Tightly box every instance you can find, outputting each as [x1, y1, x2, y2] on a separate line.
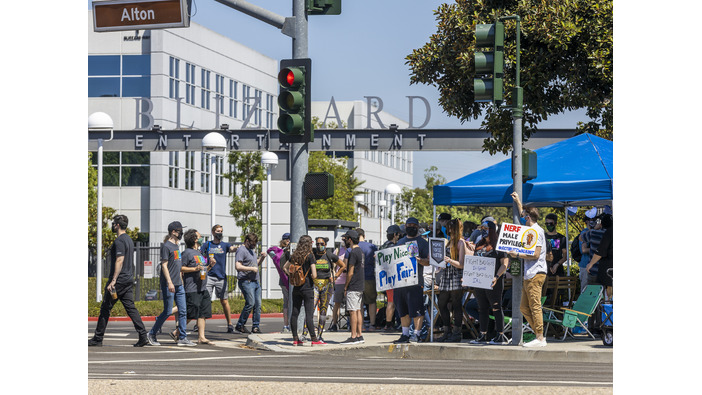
[342, 229, 359, 239]
[406, 217, 419, 226]
[167, 221, 184, 232]
[282, 233, 291, 240]
[386, 224, 401, 234]
[438, 213, 451, 221]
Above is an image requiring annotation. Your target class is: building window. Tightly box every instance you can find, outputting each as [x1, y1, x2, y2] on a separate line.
[201, 69, 211, 110]
[242, 84, 251, 121]
[266, 94, 274, 128]
[201, 153, 211, 193]
[215, 74, 225, 114]
[215, 156, 224, 195]
[184, 151, 195, 190]
[229, 79, 238, 119]
[169, 151, 179, 188]
[90, 151, 150, 186]
[88, 54, 150, 98]
[169, 57, 180, 99]
[185, 63, 196, 105]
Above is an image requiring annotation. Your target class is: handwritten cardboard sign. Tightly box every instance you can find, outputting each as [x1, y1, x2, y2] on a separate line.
[496, 223, 538, 256]
[374, 244, 419, 292]
[462, 256, 496, 289]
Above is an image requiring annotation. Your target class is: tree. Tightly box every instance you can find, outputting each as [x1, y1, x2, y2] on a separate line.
[226, 151, 265, 238]
[406, 0, 613, 154]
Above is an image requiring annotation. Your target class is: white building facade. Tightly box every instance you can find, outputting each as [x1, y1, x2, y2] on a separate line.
[88, 11, 413, 297]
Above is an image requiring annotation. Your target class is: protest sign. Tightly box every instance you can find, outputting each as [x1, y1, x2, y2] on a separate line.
[462, 256, 496, 289]
[495, 223, 539, 255]
[429, 237, 447, 268]
[374, 243, 419, 292]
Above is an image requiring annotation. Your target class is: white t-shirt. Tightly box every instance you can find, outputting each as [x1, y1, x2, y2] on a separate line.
[523, 223, 547, 280]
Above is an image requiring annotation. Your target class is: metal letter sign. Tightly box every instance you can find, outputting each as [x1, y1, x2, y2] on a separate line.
[92, 0, 191, 32]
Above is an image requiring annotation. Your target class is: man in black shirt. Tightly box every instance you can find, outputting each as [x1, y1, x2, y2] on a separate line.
[342, 230, 365, 344]
[89, 215, 148, 347]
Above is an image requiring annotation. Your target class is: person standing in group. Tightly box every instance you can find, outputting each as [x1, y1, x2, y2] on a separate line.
[89, 215, 149, 347]
[508, 192, 548, 348]
[544, 213, 567, 277]
[147, 221, 195, 346]
[342, 230, 365, 344]
[234, 233, 267, 334]
[577, 218, 597, 295]
[283, 235, 325, 346]
[180, 229, 215, 345]
[201, 224, 239, 333]
[347, 228, 378, 331]
[381, 225, 402, 332]
[312, 237, 344, 341]
[469, 220, 510, 345]
[267, 233, 291, 332]
[436, 219, 467, 342]
[393, 217, 430, 344]
[587, 214, 613, 300]
[329, 240, 348, 333]
[437, 213, 452, 239]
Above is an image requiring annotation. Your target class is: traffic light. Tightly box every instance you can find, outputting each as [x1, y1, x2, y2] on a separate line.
[305, 172, 335, 199]
[278, 58, 312, 143]
[473, 22, 504, 104]
[307, 0, 341, 15]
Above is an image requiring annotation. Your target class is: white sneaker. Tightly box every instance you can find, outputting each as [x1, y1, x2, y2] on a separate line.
[177, 338, 197, 347]
[523, 338, 547, 348]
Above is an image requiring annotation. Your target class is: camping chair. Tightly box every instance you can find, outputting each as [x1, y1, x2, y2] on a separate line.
[543, 285, 603, 341]
[491, 296, 546, 342]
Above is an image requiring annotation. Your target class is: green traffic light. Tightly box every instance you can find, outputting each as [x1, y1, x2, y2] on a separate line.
[278, 113, 304, 135]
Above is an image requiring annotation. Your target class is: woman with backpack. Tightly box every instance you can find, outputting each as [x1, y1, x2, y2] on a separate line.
[283, 235, 325, 346]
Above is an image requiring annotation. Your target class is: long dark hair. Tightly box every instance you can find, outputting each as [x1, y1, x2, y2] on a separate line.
[476, 221, 498, 251]
[290, 235, 313, 265]
[447, 219, 463, 260]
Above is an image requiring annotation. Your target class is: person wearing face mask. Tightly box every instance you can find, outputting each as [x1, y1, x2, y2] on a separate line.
[508, 192, 548, 348]
[201, 225, 239, 333]
[381, 225, 402, 332]
[393, 217, 431, 343]
[179, 228, 215, 345]
[268, 233, 292, 332]
[147, 222, 195, 346]
[234, 233, 267, 334]
[437, 213, 452, 239]
[577, 216, 597, 296]
[89, 215, 149, 347]
[544, 214, 567, 277]
[312, 237, 344, 341]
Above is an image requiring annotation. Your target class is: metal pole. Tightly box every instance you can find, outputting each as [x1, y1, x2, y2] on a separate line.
[96, 138, 104, 302]
[290, 0, 308, 340]
[430, 205, 436, 342]
[266, 164, 272, 298]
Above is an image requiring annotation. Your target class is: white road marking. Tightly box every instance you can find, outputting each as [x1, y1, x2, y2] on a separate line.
[89, 355, 298, 364]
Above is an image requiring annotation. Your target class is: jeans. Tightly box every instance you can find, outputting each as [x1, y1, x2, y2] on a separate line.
[237, 279, 261, 328]
[150, 283, 187, 340]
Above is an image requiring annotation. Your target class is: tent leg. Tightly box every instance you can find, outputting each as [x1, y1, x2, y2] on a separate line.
[430, 205, 436, 342]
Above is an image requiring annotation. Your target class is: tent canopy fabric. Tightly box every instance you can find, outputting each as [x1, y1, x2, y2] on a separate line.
[433, 133, 612, 207]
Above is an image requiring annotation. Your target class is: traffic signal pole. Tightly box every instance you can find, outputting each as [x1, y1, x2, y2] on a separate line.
[290, 0, 308, 245]
[500, 14, 523, 346]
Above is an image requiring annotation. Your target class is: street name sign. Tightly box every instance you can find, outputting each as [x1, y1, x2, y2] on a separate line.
[92, 0, 191, 32]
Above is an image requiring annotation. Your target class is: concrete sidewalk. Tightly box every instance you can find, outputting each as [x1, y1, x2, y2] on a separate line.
[245, 330, 613, 363]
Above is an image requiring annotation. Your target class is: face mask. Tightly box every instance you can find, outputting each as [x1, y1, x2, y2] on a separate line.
[214, 232, 223, 240]
[480, 229, 488, 238]
[406, 227, 419, 237]
[441, 226, 447, 236]
[316, 244, 326, 252]
[112, 223, 118, 232]
[519, 217, 527, 225]
[344, 239, 352, 248]
[546, 224, 556, 232]
[197, 237, 204, 245]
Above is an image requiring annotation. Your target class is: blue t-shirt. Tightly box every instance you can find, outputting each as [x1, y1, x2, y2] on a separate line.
[395, 235, 429, 287]
[344, 241, 378, 280]
[201, 240, 232, 279]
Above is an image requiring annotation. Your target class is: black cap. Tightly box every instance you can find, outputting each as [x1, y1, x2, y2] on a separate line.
[438, 213, 452, 221]
[406, 217, 419, 225]
[386, 224, 401, 234]
[282, 233, 291, 240]
[168, 221, 184, 233]
[342, 229, 359, 239]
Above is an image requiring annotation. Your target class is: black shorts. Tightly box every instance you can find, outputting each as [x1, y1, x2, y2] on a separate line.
[394, 286, 424, 319]
[186, 291, 212, 320]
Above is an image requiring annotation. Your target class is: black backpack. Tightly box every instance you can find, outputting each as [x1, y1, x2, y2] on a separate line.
[570, 235, 583, 263]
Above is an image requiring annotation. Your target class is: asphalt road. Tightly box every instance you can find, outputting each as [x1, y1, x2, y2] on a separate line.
[88, 317, 612, 388]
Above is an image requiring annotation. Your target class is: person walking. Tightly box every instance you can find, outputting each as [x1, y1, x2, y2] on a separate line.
[147, 221, 195, 346]
[234, 233, 267, 334]
[284, 235, 325, 346]
[469, 220, 510, 345]
[201, 224, 239, 333]
[89, 215, 149, 347]
[267, 233, 291, 332]
[435, 219, 467, 342]
[508, 192, 548, 348]
[180, 229, 214, 345]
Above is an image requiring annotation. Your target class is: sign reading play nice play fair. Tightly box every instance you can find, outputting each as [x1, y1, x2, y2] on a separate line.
[93, 0, 191, 32]
[495, 223, 538, 256]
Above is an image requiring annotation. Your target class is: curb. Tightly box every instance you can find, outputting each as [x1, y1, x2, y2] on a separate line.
[87, 313, 284, 322]
[245, 335, 613, 364]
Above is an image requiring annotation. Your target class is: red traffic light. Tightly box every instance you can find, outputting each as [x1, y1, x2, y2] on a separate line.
[278, 67, 303, 88]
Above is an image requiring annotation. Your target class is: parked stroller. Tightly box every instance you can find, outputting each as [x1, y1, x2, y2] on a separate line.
[600, 268, 613, 346]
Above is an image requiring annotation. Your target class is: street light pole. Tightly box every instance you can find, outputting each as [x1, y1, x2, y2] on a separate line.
[385, 183, 401, 224]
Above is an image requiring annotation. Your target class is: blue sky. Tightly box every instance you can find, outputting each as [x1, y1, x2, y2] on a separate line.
[87, 0, 588, 187]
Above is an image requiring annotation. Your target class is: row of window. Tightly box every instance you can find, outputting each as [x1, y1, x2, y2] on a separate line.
[362, 189, 399, 219]
[88, 55, 151, 98]
[90, 152, 150, 187]
[363, 150, 412, 172]
[168, 56, 275, 128]
[168, 152, 228, 195]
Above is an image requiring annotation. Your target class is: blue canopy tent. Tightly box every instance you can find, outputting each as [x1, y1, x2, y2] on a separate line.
[433, 133, 613, 207]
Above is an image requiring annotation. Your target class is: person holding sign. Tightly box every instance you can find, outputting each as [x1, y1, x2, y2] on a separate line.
[436, 219, 467, 342]
[469, 220, 510, 345]
[508, 192, 548, 348]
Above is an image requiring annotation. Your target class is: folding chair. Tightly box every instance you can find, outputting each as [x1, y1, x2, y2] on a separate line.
[543, 285, 603, 341]
[491, 296, 546, 342]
